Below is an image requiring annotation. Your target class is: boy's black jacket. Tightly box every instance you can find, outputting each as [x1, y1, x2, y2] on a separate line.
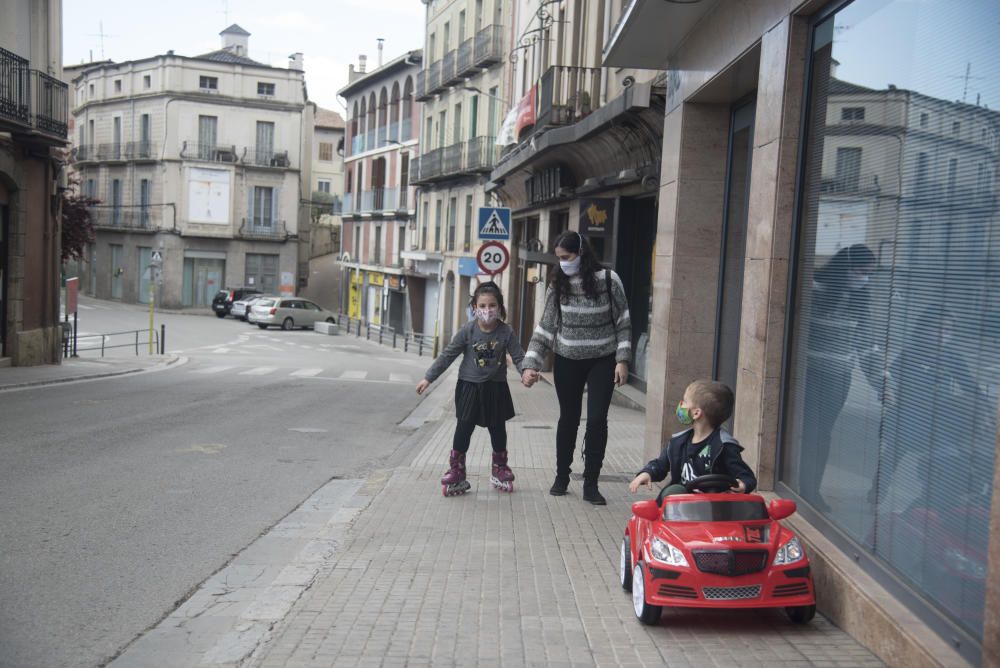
[637, 428, 757, 493]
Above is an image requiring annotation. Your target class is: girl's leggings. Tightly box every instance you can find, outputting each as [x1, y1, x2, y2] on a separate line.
[452, 421, 507, 453]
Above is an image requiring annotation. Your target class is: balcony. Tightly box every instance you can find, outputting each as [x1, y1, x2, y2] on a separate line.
[124, 140, 156, 160]
[536, 66, 603, 129]
[181, 141, 239, 163]
[90, 207, 157, 232]
[342, 192, 353, 213]
[341, 188, 404, 215]
[0, 48, 68, 141]
[98, 142, 125, 161]
[415, 69, 428, 101]
[456, 38, 474, 77]
[427, 61, 441, 95]
[237, 220, 287, 240]
[73, 144, 97, 162]
[411, 137, 497, 184]
[351, 134, 364, 156]
[243, 146, 291, 168]
[473, 25, 503, 68]
[441, 50, 459, 87]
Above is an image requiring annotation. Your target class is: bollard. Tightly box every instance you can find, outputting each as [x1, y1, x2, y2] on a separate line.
[161, 324, 166, 354]
[135, 330, 139, 355]
[357, 319, 362, 337]
[393, 330, 397, 349]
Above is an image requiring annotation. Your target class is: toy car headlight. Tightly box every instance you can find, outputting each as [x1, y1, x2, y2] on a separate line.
[773, 537, 805, 565]
[651, 536, 689, 567]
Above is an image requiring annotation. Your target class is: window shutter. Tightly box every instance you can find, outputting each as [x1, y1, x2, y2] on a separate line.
[271, 187, 279, 229]
[247, 186, 255, 228]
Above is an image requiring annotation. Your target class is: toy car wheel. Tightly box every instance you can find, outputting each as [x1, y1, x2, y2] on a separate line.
[620, 536, 632, 592]
[631, 562, 662, 625]
[786, 604, 816, 624]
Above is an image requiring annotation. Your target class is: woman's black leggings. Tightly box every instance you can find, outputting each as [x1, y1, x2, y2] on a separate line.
[452, 421, 507, 454]
[553, 354, 616, 481]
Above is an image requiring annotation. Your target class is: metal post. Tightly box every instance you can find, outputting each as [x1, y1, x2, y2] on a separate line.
[73, 312, 78, 357]
[357, 319, 361, 337]
[404, 334, 409, 353]
[418, 337, 423, 356]
[393, 330, 397, 349]
[63, 313, 69, 357]
[161, 324, 166, 354]
[135, 330, 139, 355]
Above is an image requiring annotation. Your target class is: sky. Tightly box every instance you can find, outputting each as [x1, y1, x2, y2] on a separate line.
[63, 0, 426, 113]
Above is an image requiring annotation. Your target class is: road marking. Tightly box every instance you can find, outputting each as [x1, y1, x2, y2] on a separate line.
[290, 368, 323, 377]
[240, 367, 277, 376]
[193, 366, 234, 374]
[288, 427, 328, 433]
[339, 370, 367, 380]
[177, 443, 227, 454]
[211, 348, 232, 354]
[389, 373, 412, 383]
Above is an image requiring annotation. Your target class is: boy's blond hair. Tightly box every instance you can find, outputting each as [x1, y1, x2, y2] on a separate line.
[687, 380, 734, 428]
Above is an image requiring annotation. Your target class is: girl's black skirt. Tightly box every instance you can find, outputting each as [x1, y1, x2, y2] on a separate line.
[455, 379, 515, 427]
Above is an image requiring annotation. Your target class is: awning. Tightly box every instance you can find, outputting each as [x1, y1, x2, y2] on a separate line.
[603, 0, 721, 70]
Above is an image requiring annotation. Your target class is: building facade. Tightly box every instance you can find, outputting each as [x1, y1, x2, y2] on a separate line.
[307, 105, 345, 259]
[604, 0, 999, 664]
[488, 0, 661, 385]
[68, 25, 308, 308]
[0, 0, 68, 365]
[339, 49, 421, 332]
[409, 0, 511, 346]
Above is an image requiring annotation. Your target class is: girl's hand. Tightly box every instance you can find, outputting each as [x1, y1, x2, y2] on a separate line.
[614, 362, 629, 387]
[522, 369, 539, 387]
[415, 379, 430, 395]
[629, 472, 652, 493]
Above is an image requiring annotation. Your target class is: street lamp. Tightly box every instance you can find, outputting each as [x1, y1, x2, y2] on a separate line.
[460, 85, 510, 106]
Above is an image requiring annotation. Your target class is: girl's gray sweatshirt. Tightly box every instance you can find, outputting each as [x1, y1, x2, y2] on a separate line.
[424, 320, 526, 383]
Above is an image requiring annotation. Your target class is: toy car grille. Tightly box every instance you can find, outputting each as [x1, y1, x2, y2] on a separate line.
[702, 585, 762, 600]
[693, 549, 769, 576]
[657, 584, 698, 599]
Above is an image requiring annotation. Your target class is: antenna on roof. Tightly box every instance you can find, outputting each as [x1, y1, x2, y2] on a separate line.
[88, 20, 118, 60]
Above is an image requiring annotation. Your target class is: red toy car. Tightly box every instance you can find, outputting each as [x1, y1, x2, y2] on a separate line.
[621, 474, 816, 625]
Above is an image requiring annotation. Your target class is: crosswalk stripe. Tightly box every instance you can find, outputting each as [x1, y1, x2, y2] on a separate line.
[389, 373, 411, 383]
[240, 367, 277, 376]
[194, 366, 233, 374]
[290, 368, 323, 377]
[339, 370, 367, 380]
[211, 348, 231, 353]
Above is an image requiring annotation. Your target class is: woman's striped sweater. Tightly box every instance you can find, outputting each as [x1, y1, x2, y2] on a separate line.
[523, 269, 632, 368]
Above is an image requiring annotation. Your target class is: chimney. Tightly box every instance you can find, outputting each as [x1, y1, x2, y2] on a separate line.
[358, 54, 367, 74]
[288, 52, 304, 71]
[377, 38, 384, 68]
[220, 24, 250, 58]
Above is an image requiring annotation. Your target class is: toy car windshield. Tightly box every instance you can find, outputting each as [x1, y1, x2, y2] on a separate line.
[663, 500, 769, 522]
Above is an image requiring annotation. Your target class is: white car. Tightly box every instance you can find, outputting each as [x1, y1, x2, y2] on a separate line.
[251, 298, 337, 330]
[235, 294, 274, 322]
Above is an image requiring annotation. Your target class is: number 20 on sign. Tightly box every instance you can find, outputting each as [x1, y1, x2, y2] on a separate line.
[476, 241, 510, 276]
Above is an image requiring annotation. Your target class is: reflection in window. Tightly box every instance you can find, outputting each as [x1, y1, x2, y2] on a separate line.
[782, 0, 998, 646]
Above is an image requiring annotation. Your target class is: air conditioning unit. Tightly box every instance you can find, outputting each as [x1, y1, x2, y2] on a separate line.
[214, 148, 236, 163]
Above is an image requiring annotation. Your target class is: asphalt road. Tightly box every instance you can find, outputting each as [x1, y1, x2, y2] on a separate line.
[0, 297, 429, 667]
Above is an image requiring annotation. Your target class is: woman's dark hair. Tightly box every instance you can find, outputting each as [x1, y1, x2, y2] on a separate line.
[552, 230, 603, 304]
[470, 281, 507, 320]
[815, 243, 876, 285]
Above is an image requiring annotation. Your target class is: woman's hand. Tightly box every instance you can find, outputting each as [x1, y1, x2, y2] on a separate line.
[629, 472, 651, 493]
[614, 362, 629, 387]
[522, 369, 539, 387]
[415, 379, 430, 395]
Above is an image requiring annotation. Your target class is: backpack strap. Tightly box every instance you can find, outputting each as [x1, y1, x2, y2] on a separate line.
[606, 270, 617, 329]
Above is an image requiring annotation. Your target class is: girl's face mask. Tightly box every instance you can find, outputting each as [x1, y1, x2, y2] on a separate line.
[476, 307, 499, 324]
[560, 256, 582, 276]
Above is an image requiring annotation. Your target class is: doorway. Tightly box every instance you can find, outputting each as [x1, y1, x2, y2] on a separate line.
[0, 203, 7, 357]
[714, 97, 756, 400]
[615, 198, 657, 389]
[110, 244, 124, 299]
[443, 271, 455, 345]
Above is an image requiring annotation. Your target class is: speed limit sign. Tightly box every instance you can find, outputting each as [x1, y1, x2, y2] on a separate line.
[476, 241, 510, 275]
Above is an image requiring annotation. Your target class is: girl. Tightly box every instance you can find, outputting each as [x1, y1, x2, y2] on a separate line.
[522, 231, 631, 505]
[416, 282, 532, 496]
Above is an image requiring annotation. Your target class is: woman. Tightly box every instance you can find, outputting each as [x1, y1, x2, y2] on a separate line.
[522, 231, 631, 504]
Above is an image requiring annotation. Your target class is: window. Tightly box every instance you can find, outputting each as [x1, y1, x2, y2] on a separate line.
[89, 83, 94, 96]
[785, 0, 999, 648]
[463, 195, 473, 251]
[447, 197, 457, 251]
[453, 103, 463, 143]
[143, 74, 151, 89]
[199, 76, 218, 90]
[374, 226, 382, 265]
[470, 95, 479, 138]
[111, 179, 122, 225]
[257, 82, 275, 96]
[353, 225, 361, 260]
[114, 79, 122, 93]
[252, 186, 275, 227]
[198, 115, 218, 159]
[434, 200, 443, 250]
[318, 180, 331, 193]
[840, 107, 864, 121]
[346, 169, 352, 194]
[834, 147, 862, 191]
[421, 201, 429, 249]
[112, 117, 122, 158]
[255, 121, 275, 165]
[86, 179, 96, 198]
[319, 142, 333, 161]
[139, 179, 151, 226]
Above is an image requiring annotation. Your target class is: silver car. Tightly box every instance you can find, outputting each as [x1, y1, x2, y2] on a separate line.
[252, 298, 336, 330]
[231, 294, 273, 321]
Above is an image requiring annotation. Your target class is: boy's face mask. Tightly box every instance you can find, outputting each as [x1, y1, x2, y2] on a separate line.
[675, 401, 694, 426]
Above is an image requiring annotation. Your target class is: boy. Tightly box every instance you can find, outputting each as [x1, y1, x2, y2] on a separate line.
[628, 380, 757, 495]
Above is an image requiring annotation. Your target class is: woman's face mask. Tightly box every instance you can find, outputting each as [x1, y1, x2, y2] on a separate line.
[560, 256, 582, 276]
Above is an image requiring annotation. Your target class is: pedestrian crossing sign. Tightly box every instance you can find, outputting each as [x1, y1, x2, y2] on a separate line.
[478, 207, 511, 240]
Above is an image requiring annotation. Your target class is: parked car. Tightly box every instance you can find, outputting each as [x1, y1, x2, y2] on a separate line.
[232, 294, 274, 321]
[212, 288, 261, 318]
[621, 474, 816, 626]
[251, 298, 336, 330]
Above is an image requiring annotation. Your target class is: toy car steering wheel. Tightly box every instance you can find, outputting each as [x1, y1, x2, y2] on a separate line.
[684, 474, 739, 494]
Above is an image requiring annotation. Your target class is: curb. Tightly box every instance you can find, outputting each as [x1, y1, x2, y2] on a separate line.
[0, 356, 184, 392]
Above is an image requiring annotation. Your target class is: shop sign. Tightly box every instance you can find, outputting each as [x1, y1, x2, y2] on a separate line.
[580, 198, 614, 237]
[458, 257, 481, 277]
[387, 275, 402, 290]
[279, 272, 295, 296]
[368, 272, 384, 286]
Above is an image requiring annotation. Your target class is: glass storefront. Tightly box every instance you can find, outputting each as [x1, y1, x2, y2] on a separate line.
[182, 257, 224, 307]
[783, 0, 998, 643]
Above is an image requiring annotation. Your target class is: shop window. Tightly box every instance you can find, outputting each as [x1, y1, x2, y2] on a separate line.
[782, 0, 998, 652]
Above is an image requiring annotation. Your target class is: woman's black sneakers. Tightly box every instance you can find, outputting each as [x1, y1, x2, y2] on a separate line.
[582, 482, 607, 505]
[549, 475, 569, 496]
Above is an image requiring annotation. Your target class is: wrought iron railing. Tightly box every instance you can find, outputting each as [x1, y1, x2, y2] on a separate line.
[441, 50, 458, 86]
[415, 69, 428, 101]
[237, 220, 288, 240]
[334, 315, 437, 357]
[427, 60, 441, 95]
[411, 137, 497, 184]
[180, 141, 239, 162]
[342, 192, 354, 214]
[473, 25, 504, 67]
[456, 38, 474, 76]
[124, 140, 156, 160]
[244, 146, 290, 168]
[97, 142, 124, 160]
[536, 65, 602, 129]
[0, 48, 68, 139]
[89, 207, 157, 231]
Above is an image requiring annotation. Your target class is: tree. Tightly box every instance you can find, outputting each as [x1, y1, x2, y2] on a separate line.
[61, 191, 99, 262]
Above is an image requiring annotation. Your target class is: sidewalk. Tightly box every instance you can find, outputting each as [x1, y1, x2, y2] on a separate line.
[235, 372, 883, 667]
[0, 354, 181, 392]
